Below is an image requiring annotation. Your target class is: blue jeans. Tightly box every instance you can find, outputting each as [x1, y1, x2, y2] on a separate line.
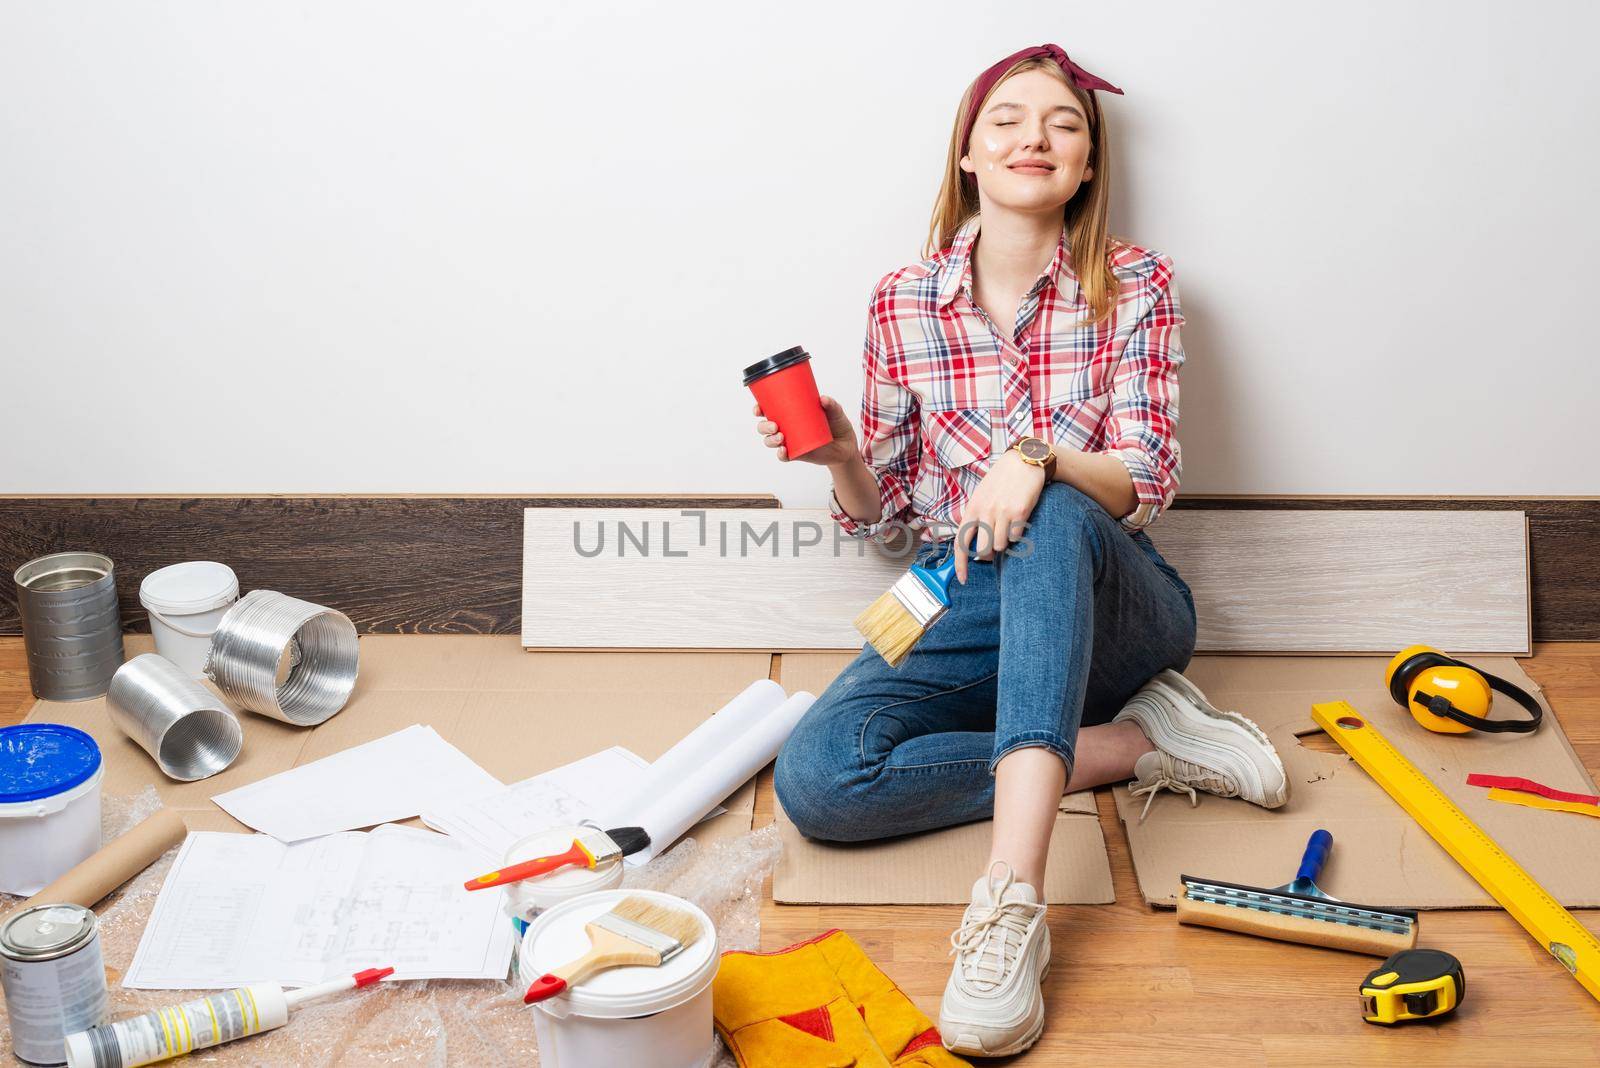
[774, 483, 1198, 843]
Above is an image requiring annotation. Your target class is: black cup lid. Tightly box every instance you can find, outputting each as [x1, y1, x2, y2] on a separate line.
[742, 346, 811, 386]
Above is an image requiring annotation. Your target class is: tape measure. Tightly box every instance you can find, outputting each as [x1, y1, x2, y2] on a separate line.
[1311, 701, 1599, 1004]
[1360, 948, 1464, 1025]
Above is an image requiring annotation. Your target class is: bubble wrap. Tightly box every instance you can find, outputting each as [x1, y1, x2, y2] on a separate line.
[2, 797, 782, 1066]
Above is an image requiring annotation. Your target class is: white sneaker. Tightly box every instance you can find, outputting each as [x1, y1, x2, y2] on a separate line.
[939, 862, 1050, 1057]
[1115, 669, 1289, 821]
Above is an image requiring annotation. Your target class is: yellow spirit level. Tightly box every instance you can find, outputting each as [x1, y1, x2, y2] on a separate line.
[1311, 702, 1600, 1004]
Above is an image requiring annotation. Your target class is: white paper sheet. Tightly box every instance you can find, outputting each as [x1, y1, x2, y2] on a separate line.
[603, 687, 815, 862]
[420, 746, 652, 859]
[124, 826, 516, 989]
[211, 725, 503, 842]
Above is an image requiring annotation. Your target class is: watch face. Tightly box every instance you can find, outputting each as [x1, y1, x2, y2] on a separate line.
[1019, 437, 1050, 461]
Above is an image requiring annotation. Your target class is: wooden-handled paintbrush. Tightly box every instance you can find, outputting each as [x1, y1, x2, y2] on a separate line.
[854, 550, 958, 667]
[523, 895, 704, 1003]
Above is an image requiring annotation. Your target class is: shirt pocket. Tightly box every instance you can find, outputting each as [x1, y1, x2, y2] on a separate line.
[923, 407, 994, 471]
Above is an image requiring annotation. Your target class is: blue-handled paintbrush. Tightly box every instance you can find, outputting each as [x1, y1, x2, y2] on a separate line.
[854, 550, 958, 667]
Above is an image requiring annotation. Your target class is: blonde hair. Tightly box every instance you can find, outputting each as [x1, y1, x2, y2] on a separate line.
[925, 57, 1117, 323]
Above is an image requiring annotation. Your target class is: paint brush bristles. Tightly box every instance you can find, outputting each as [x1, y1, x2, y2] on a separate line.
[604, 895, 704, 953]
[523, 894, 706, 1003]
[855, 555, 955, 667]
[854, 586, 936, 668]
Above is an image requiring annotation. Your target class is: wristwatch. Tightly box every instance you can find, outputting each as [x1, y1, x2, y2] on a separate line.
[1012, 436, 1057, 481]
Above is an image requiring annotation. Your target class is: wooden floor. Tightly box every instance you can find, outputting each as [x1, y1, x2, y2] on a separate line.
[5, 641, 1598, 1066]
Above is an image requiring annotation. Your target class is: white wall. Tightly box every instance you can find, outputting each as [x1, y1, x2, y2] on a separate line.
[3, 1, 1596, 498]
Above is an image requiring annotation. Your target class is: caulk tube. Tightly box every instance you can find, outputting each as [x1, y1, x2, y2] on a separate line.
[62, 967, 392, 1068]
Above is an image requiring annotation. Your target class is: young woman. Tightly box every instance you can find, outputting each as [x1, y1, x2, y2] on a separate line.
[755, 45, 1288, 1057]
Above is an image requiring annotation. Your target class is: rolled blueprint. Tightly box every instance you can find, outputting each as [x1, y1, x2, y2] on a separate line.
[16, 808, 188, 913]
[606, 678, 787, 827]
[617, 690, 816, 860]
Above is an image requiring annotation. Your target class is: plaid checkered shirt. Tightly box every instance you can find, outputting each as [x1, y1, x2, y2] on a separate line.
[829, 215, 1184, 540]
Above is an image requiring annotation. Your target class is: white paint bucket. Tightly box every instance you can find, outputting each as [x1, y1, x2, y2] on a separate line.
[139, 562, 239, 677]
[0, 725, 105, 897]
[520, 889, 719, 1068]
[503, 826, 626, 986]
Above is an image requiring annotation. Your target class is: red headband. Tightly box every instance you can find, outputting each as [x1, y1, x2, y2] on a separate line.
[959, 44, 1122, 155]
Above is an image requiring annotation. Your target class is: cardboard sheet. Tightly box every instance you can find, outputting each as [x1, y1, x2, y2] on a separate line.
[1115, 654, 1600, 909]
[771, 651, 1114, 905]
[25, 635, 767, 852]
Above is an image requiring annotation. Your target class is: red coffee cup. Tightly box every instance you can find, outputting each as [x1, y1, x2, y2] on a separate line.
[744, 346, 832, 459]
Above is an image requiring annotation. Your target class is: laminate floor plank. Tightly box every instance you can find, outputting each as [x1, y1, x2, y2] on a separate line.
[524, 508, 1531, 652]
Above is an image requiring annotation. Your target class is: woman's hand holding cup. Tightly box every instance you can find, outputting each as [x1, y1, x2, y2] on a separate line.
[753, 395, 858, 466]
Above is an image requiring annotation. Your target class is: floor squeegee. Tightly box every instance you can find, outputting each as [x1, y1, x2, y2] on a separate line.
[1177, 829, 1419, 956]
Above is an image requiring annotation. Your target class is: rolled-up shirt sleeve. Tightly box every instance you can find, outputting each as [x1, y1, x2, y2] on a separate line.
[829, 296, 920, 540]
[1105, 262, 1185, 531]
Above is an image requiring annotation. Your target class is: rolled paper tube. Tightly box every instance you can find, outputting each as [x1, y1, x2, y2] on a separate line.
[631, 691, 816, 859]
[607, 679, 788, 828]
[14, 808, 187, 913]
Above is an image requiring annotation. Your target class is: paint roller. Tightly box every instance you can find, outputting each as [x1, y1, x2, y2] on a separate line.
[1177, 829, 1419, 956]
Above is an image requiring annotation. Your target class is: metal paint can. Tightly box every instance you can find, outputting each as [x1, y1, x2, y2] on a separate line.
[0, 904, 110, 1066]
[14, 553, 125, 702]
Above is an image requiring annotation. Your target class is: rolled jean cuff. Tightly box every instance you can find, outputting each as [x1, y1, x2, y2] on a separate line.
[990, 731, 1075, 777]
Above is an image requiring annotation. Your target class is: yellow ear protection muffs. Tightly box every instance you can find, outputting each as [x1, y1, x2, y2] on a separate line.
[1385, 645, 1543, 735]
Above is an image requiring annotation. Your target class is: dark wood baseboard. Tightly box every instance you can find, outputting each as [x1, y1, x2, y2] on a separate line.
[2, 496, 1596, 639]
[0, 496, 779, 636]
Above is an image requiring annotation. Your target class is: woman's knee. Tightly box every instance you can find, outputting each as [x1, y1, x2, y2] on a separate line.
[775, 710, 914, 843]
[1017, 482, 1107, 564]
[1170, 612, 1198, 673]
[773, 719, 861, 842]
[1032, 482, 1101, 528]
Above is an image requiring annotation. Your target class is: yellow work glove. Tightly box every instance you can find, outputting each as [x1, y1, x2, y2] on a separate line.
[713, 929, 968, 1068]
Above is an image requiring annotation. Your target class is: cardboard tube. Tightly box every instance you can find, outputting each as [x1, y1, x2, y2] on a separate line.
[14, 808, 187, 913]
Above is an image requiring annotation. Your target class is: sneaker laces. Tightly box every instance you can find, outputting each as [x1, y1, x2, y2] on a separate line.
[947, 863, 1044, 988]
[1129, 751, 1237, 823]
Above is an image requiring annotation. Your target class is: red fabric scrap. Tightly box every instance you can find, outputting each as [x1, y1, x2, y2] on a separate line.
[1466, 773, 1600, 807]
